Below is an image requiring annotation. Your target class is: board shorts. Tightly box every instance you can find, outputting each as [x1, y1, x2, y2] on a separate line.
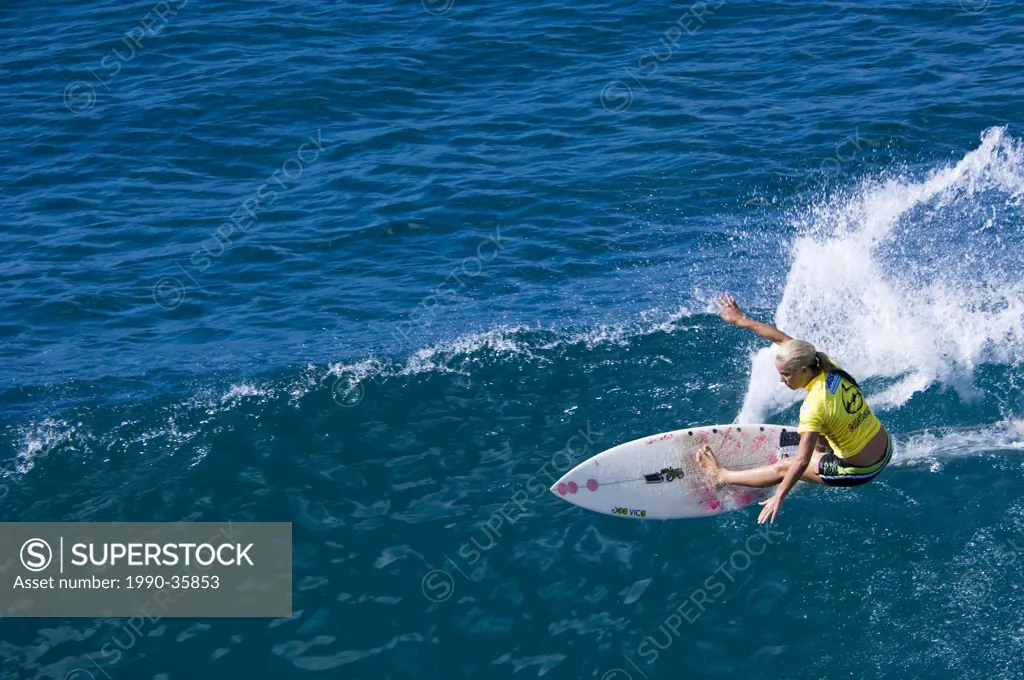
[817, 430, 893, 487]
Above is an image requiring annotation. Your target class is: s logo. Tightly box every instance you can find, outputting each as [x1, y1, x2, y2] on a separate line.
[840, 384, 864, 414]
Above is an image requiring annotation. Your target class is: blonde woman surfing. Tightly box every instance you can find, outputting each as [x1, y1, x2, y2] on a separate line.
[696, 294, 893, 524]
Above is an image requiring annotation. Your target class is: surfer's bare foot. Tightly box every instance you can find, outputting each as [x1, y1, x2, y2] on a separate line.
[696, 445, 726, 487]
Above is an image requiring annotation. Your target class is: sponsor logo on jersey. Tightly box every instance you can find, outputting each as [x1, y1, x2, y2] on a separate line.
[840, 383, 864, 414]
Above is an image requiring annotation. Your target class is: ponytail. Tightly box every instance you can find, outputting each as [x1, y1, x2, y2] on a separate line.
[815, 351, 836, 373]
[815, 350, 860, 388]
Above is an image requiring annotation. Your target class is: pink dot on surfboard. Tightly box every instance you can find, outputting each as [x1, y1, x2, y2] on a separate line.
[587, 479, 598, 491]
[557, 483, 567, 495]
[567, 481, 578, 494]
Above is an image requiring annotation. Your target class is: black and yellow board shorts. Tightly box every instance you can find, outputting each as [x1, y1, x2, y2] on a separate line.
[817, 431, 893, 487]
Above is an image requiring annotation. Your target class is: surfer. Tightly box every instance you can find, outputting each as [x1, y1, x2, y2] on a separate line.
[696, 294, 893, 524]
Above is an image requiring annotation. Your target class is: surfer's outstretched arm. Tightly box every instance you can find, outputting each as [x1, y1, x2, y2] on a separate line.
[714, 294, 792, 345]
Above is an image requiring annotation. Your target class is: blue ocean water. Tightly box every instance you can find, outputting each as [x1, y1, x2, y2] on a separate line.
[2, 0, 1024, 677]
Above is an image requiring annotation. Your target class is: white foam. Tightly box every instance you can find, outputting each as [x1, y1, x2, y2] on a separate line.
[739, 127, 1024, 422]
[220, 383, 271, 403]
[563, 306, 696, 349]
[891, 420, 1024, 470]
[316, 307, 699, 393]
[7, 418, 82, 476]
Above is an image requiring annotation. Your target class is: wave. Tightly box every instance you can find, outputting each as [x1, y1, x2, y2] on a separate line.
[4, 311, 1023, 487]
[738, 126, 1024, 423]
[1, 313, 699, 481]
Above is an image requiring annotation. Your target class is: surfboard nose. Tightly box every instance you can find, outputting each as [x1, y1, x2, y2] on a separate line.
[550, 475, 568, 498]
[550, 476, 582, 498]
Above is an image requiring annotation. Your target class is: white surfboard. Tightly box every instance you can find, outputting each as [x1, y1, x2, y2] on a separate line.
[550, 424, 800, 519]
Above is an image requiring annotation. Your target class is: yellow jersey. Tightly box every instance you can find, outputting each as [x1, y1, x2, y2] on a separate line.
[797, 357, 881, 459]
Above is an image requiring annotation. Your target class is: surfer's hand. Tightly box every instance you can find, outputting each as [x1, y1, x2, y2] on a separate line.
[714, 294, 745, 325]
[758, 493, 783, 524]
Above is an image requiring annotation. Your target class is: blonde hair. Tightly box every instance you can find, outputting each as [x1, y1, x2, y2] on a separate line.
[775, 339, 842, 377]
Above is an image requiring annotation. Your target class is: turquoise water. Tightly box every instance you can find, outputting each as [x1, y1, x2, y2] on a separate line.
[2, 0, 1024, 678]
